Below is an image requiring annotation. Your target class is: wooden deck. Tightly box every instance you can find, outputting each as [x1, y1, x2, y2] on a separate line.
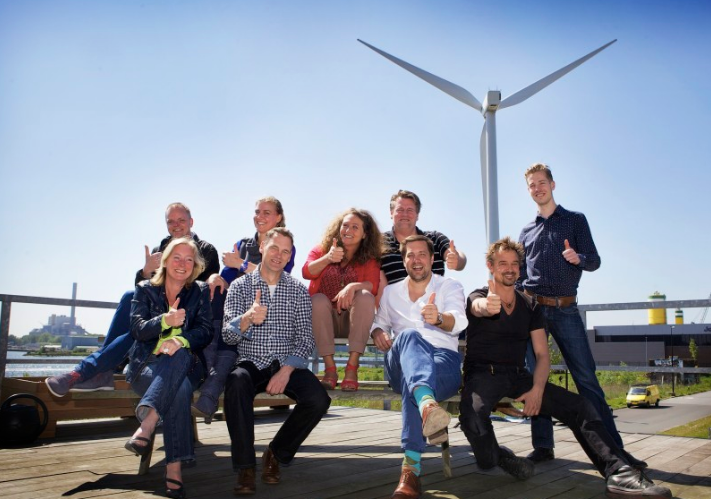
[1, 406, 710, 499]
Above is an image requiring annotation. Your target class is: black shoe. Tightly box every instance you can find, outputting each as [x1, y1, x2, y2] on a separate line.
[498, 446, 534, 480]
[606, 465, 671, 498]
[620, 448, 648, 470]
[526, 447, 555, 463]
[165, 474, 186, 499]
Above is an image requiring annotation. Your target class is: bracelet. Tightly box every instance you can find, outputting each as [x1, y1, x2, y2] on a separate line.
[239, 259, 249, 272]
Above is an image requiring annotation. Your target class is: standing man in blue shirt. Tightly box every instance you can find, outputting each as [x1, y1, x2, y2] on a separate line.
[518, 163, 635, 464]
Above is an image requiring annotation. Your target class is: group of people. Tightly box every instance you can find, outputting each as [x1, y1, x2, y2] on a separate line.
[44, 164, 671, 499]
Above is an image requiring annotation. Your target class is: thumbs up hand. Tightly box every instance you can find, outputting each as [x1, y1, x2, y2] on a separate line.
[486, 279, 502, 315]
[327, 238, 344, 264]
[562, 239, 581, 265]
[222, 243, 244, 269]
[142, 245, 162, 278]
[164, 297, 186, 327]
[445, 240, 460, 270]
[421, 293, 440, 325]
[247, 289, 268, 326]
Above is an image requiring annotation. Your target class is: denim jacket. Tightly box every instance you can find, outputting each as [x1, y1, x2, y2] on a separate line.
[127, 280, 213, 383]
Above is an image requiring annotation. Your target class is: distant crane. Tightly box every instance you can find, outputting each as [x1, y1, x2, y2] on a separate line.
[359, 38, 616, 245]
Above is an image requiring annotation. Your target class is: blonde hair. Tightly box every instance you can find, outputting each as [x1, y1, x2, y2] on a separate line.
[524, 163, 553, 182]
[486, 237, 524, 264]
[150, 237, 205, 287]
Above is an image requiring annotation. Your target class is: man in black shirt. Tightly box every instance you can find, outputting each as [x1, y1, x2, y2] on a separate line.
[459, 237, 671, 499]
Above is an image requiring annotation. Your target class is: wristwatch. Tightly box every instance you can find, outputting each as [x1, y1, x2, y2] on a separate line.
[434, 313, 444, 326]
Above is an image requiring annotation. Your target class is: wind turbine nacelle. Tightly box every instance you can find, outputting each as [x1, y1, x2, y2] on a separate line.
[482, 91, 501, 113]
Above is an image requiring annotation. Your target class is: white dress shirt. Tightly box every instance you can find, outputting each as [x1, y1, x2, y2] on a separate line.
[372, 274, 467, 352]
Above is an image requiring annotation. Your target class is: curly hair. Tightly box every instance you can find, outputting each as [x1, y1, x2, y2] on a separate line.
[319, 208, 383, 265]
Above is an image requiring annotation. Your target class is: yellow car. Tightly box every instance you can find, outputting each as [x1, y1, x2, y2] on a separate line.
[626, 384, 661, 408]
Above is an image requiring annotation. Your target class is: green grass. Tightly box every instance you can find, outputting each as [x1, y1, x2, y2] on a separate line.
[661, 415, 711, 439]
[323, 367, 711, 415]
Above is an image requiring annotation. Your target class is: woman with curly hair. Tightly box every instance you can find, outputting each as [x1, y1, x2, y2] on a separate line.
[302, 208, 383, 391]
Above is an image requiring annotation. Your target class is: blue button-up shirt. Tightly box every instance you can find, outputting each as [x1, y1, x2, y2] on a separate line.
[222, 265, 314, 370]
[517, 205, 600, 297]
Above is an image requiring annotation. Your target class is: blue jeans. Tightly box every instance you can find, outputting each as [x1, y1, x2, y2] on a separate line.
[526, 304, 623, 449]
[74, 290, 135, 380]
[128, 349, 204, 463]
[385, 329, 462, 453]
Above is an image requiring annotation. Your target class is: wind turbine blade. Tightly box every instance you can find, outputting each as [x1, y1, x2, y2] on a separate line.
[480, 123, 488, 236]
[499, 39, 617, 110]
[358, 39, 482, 111]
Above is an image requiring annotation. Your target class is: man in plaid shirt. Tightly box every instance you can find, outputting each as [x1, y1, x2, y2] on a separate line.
[222, 227, 331, 495]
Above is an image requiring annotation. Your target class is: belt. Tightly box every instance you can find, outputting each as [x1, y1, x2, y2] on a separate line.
[524, 290, 576, 308]
[472, 364, 525, 375]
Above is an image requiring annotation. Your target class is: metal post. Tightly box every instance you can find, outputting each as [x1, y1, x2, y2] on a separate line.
[670, 325, 676, 396]
[645, 336, 648, 366]
[0, 297, 11, 398]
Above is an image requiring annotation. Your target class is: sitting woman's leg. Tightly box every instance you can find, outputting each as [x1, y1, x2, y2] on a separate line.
[341, 290, 375, 391]
[311, 293, 338, 390]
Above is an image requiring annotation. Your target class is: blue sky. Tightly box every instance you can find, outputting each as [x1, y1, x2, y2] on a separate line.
[1, 0, 710, 337]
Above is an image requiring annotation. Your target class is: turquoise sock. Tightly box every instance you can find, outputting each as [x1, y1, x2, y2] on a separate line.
[413, 386, 435, 415]
[403, 449, 422, 476]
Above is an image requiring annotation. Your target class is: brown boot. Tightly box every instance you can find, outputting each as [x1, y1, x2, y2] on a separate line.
[392, 469, 421, 499]
[261, 447, 281, 484]
[233, 467, 256, 495]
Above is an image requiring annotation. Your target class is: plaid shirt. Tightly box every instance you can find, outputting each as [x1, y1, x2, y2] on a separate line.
[222, 265, 314, 370]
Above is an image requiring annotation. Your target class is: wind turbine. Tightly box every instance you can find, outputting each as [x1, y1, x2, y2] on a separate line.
[358, 38, 616, 245]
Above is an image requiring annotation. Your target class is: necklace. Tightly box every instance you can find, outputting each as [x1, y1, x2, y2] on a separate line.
[502, 297, 514, 310]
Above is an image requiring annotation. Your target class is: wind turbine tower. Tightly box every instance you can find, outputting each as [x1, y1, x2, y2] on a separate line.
[358, 39, 617, 246]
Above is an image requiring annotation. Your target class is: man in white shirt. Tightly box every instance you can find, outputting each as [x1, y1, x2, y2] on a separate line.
[371, 235, 467, 499]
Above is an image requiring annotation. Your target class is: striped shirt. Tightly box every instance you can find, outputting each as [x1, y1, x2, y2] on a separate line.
[381, 228, 451, 284]
[222, 266, 314, 370]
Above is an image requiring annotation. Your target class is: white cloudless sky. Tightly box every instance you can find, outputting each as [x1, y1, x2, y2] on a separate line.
[1, 0, 710, 337]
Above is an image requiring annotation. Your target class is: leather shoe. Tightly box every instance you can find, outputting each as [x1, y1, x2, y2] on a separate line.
[261, 447, 281, 484]
[606, 465, 671, 498]
[526, 447, 555, 463]
[421, 402, 450, 444]
[392, 469, 422, 499]
[234, 467, 256, 495]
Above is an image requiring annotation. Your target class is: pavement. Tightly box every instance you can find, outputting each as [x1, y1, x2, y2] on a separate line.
[613, 390, 711, 434]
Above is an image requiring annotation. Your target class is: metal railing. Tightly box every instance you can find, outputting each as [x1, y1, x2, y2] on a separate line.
[3, 292, 711, 399]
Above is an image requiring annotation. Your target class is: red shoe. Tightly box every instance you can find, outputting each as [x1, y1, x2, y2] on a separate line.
[340, 363, 359, 392]
[320, 366, 338, 390]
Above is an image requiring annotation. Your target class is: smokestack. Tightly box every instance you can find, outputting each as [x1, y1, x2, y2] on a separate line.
[70, 282, 77, 327]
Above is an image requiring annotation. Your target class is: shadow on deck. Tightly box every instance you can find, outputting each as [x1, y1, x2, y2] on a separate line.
[1, 406, 709, 499]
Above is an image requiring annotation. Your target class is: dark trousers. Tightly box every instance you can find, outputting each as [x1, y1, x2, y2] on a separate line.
[459, 365, 628, 478]
[224, 360, 331, 470]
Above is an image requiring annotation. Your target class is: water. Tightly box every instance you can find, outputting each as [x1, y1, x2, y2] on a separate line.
[4, 350, 387, 377]
[5, 350, 79, 377]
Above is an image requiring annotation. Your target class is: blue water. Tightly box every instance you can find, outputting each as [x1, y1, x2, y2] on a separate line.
[5, 350, 79, 377]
